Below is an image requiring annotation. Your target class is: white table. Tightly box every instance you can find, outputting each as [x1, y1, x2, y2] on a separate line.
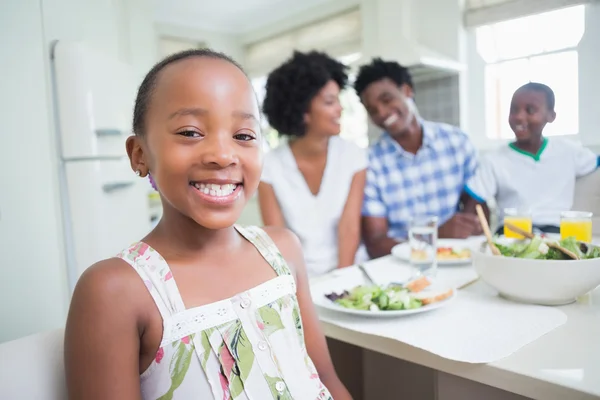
[314, 254, 600, 400]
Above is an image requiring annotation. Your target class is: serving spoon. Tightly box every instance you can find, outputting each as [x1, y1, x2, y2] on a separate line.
[503, 222, 580, 260]
[475, 204, 501, 256]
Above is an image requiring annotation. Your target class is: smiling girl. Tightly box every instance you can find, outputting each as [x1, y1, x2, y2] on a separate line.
[63, 49, 351, 400]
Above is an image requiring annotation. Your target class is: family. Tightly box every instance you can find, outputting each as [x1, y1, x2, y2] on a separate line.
[64, 48, 599, 399]
[258, 51, 600, 277]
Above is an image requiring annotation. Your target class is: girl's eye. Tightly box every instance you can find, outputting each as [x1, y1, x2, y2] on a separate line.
[178, 130, 202, 138]
[234, 132, 256, 141]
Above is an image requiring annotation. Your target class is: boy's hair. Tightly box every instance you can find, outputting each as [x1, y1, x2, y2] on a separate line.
[132, 48, 246, 136]
[515, 82, 555, 111]
[353, 58, 414, 97]
[262, 50, 348, 137]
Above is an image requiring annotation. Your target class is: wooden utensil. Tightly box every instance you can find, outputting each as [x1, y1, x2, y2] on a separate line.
[475, 204, 501, 256]
[503, 222, 580, 260]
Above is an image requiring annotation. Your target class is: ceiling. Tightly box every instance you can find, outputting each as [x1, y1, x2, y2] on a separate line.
[154, 0, 346, 34]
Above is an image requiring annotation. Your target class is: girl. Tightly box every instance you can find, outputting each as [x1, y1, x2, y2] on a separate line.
[64, 49, 351, 400]
[259, 51, 368, 277]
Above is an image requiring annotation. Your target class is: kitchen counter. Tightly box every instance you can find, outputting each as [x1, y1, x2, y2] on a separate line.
[315, 256, 600, 400]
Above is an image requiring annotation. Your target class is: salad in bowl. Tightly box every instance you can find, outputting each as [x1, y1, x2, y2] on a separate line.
[473, 234, 600, 305]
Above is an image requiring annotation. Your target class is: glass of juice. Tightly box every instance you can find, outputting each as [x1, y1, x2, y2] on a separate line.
[503, 208, 533, 239]
[408, 215, 438, 279]
[560, 211, 593, 243]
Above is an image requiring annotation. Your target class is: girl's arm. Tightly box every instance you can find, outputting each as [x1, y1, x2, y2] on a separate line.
[337, 169, 366, 268]
[258, 182, 286, 227]
[266, 227, 352, 400]
[64, 260, 145, 400]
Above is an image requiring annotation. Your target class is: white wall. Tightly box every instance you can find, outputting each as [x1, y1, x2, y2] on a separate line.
[0, 0, 157, 344]
[465, 2, 600, 151]
[0, 0, 67, 344]
[156, 23, 244, 64]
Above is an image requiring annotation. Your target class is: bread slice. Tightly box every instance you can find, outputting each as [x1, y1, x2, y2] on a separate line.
[412, 288, 454, 305]
[405, 276, 431, 293]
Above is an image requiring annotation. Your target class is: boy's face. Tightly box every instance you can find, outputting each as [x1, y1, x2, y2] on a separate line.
[508, 89, 556, 143]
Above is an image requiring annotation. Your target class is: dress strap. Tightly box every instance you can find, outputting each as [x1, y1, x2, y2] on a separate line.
[116, 242, 187, 319]
[234, 225, 293, 276]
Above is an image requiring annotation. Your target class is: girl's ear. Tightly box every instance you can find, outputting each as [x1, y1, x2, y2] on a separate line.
[126, 135, 148, 177]
[547, 110, 557, 123]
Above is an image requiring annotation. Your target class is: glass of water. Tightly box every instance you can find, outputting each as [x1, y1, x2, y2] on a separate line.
[408, 215, 439, 279]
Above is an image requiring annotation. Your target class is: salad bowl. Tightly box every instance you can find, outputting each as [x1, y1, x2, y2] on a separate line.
[472, 236, 600, 306]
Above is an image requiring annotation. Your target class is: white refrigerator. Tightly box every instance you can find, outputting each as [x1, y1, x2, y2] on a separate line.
[51, 41, 152, 293]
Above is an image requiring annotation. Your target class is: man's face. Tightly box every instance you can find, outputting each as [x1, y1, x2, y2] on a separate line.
[360, 78, 416, 139]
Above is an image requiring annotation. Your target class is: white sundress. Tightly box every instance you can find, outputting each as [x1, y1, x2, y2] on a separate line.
[117, 225, 333, 400]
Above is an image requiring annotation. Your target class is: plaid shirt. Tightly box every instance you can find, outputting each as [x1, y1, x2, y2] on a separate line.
[362, 120, 478, 240]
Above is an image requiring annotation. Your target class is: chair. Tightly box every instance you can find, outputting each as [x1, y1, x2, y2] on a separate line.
[0, 329, 66, 399]
[573, 168, 600, 235]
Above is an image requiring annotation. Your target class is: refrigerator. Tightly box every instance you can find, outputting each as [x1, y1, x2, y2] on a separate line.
[50, 41, 152, 293]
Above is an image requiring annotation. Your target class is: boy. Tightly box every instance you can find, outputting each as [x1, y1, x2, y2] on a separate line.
[464, 82, 599, 234]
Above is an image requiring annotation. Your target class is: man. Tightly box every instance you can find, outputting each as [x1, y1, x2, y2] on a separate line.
[354, 58, 482, 258]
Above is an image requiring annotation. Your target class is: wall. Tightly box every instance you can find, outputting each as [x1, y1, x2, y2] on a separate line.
[156, 23, 244, 64]
[414, 76, 461, 127]
[465, 2, 600, 151]
[0, 0, 157, 344]
[0, 0, 67, 344]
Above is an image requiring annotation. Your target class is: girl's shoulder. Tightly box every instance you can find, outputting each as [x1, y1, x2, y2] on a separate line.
[67, 256, 149, 329]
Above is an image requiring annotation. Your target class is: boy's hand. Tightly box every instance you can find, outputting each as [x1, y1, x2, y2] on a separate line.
[439, 213, 482, 238]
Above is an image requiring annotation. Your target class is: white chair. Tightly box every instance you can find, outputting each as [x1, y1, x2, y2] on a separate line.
[573, 168, 600, 235]
[0, 329, 66, 400]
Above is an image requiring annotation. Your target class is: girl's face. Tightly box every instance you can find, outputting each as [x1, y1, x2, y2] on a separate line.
[129, 57, 263, 230]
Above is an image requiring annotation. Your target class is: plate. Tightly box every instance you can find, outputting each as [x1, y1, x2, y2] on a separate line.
[391, 239, 474, 266]
[311, 281, 456, 318]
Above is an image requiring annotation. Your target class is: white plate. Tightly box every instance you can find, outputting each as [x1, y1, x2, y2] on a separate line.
[312, 283, 456, 318]
[391, 239, 474, 266]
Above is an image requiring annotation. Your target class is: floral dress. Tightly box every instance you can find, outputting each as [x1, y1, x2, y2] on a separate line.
[117, 225, 333, 400]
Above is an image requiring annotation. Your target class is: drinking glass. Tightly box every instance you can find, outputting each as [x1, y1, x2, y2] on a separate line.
[503, 208, 532, 239]
[408, 215, 438, 278]
[560, 211, 593, 243]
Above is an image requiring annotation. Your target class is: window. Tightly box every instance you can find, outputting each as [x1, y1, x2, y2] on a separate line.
[251, 52, 369, 151]
[476, 6, 585, 139]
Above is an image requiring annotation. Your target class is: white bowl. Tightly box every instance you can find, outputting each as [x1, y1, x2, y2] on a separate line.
[472, 240, 600, 306]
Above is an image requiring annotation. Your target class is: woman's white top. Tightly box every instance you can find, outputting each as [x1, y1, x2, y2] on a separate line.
[261, 136, 369, 277]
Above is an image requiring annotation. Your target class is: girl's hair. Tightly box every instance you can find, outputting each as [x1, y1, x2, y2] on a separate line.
[132, 48, 246, 136]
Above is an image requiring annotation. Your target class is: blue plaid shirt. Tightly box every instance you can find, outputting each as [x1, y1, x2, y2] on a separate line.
[362, 120, 478, 240]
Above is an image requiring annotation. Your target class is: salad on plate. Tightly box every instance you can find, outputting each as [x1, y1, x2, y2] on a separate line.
[324, 276, 453, 312]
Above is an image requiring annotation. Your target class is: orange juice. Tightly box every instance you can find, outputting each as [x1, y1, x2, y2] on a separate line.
[560, 219, 592, 243]
[504, 216, 533, 239]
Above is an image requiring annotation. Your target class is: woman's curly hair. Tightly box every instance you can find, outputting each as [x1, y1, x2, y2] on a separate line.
[262, 50, 348, 137]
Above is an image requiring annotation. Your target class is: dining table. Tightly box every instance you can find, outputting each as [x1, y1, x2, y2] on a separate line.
[310, 237, 600, 400]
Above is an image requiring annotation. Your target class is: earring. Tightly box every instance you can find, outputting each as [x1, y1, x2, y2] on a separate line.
[135, 169, 141, 177]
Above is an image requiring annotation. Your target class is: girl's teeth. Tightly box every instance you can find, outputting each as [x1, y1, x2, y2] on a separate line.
[193, 183, 237, 197]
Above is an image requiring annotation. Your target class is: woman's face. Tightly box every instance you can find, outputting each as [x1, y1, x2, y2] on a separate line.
[304, 80, 343, 137]
[128, 56, 263, 230]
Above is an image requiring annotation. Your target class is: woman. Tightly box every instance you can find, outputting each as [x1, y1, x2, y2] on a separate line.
[259, 50, 368, 278]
